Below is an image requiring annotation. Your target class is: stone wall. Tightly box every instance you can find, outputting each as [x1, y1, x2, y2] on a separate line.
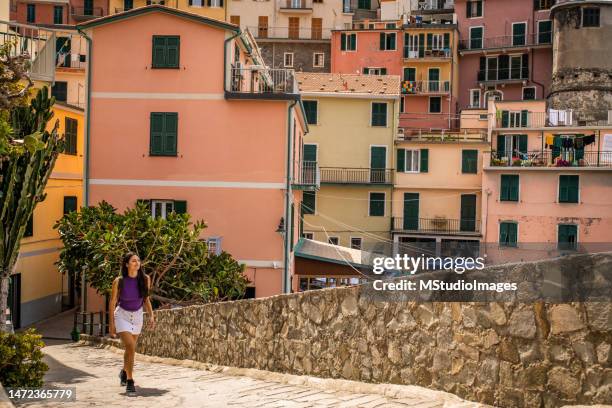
[258, 42, 331, 73]
[138, 253, 612, 407]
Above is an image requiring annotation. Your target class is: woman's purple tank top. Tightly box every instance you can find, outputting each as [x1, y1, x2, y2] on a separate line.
[119, 276, 143, 311]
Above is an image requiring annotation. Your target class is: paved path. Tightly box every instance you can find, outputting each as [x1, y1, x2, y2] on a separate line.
[14, 342, 481, 408]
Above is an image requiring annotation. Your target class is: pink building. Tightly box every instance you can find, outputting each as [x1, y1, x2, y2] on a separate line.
[456, 0, 553, 110]
[10, 0, 107, 25]
[78, 6, 313, 299]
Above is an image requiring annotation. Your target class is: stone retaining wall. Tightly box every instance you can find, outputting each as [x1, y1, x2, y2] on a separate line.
[138, 253, 612, 407]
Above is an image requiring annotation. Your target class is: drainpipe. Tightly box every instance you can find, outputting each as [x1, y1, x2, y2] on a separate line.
[223, 31, 242, 91]
[77, 27, 92, 207]
[284, 100, 298, 294]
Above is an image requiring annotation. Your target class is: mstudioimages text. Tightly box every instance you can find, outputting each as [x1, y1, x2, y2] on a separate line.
[372, 254, 486, 275]
[373, 279, 518, 293]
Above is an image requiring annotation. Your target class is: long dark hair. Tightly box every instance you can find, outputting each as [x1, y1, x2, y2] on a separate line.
[119, 252, 148, 299]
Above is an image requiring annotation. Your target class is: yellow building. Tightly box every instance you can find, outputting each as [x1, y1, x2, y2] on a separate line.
[9, 103, 84, 328]
[109, 0, 226, 21]
[296, 73, 400, 254]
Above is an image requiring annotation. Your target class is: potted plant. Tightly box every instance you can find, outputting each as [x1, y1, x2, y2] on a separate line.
[71, 326, 80, 342]
[512, 158, 522, 166]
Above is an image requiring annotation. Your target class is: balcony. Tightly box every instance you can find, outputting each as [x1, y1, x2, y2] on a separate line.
[488, 151, 612, 169]
[477, 68, 529, 84]
[403, 47, 451, 60]
[392, 217, 481, 235]
[0, 22, 57, 82]
[277, 0, 313, 12]
[227, 66, 298, 99]
[459, 33, 552, 52]
[397, 128, 487, 142]
[415, 0, 454, 14]
[320, 167, 393, 185]
[248, 26, 331, 41]
[494, 110, 612, 129]
[293, 161, 320, 191]
[71, 6, 104, 21]
[401, 80, 450, 95]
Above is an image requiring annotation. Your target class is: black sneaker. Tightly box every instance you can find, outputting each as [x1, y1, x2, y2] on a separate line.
[126, 379, 136, 395]
[119, 369, 127, 386]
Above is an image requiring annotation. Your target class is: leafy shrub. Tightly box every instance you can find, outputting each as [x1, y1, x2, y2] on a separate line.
[0, 329, 48, 387]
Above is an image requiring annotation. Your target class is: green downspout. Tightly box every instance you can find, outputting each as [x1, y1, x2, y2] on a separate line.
[284, 100, 297, 294]
[77, 27, 92, 208]
[223, 30, 242, 92]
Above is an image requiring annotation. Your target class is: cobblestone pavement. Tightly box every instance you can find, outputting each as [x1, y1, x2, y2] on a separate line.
[14, 343, 482, 408]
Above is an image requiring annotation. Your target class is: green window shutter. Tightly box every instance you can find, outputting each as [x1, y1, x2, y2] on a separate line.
[462, 150, 478, 174]
[166, 36, 180, 68]
[396, 149, 405, 172]
[389, 33, 396, 50]
[24, 215, 33, 237]
[379, 33, 385, 50]
[420, 149, 429, 173]
[403, 193, 419, 230]
[63, 196, 77, 214]
[520, 110, 529, 127]
[443, 33, 450, 49]
[497, 135, 506, 158]
[381, 68, 387, 75]
[559, 175, 579, 203]
[418, 33, 425, 57]
[501, 110, 509, 127]
[466, 0, 472, 17]
[152, 36, 180, 68]
[369, 193, 385, 216]
[341, 33, 346, 51]
[476, 0, 482, 15]
[174, 200, 187, 214]
[558, 224, 578, 249]
[303, 101, 317, 125]
[500, 222, 517, 246]
[163, 112, 178, 155]
[150, 113, 164, 155]
[518, 134, 528, 154]
[371, 103, 387, 126]
[152, 36, 166, 68]
[290, 203, 295, 251]
[302, 191, 316, 214]
[350, 34, 356, 50]
[500, 175, 519, 201]
[426, 33, 433, 50]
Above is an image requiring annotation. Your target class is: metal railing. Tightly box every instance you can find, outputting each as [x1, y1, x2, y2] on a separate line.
[320, 167, 393, 184]
[403, 47, 451, 59]
[228, 66, 297, 94]
[70, 6, 104, 19]
[489, 150, 612, 168]
[278, 0, 313, 10]
[294, 161, 320, 188]
[494, 111, 612, 128]
[401, 80, 451, 94]
[477, 68, 529, 82]
[417, 0, 454, 12]
[74, 311, 109, 337]
[398, 128, 486, 142]
[459, 33, 551, 51]
[248, 26, 331, 40]
[393, 217, 480, 234]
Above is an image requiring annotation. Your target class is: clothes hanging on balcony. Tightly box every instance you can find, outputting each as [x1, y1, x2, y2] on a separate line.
[545, 134, 555, 148]
[583, 134, 595, 146]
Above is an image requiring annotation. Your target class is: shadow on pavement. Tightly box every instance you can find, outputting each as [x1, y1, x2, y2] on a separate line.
[42, 354, 96, 385]
[122, 387, 169, 398]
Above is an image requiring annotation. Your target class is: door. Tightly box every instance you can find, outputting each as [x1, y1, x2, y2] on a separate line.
[370, 146, 386, 183]
[289, 17, 300, 40]
[512, 23, 526, 46]
[403, 193, 419, 230]
[124, 0, 134, 10]
[258, 16, 268, 38]
[428, 68, 439, 92]
[303, 144, 317, 184]
[84, 0, 93, 15]
[487, 57, 497, 81]
[460, 194, 477, 232]
[311, 18, 322, 40]
[8, 273, 21, 329]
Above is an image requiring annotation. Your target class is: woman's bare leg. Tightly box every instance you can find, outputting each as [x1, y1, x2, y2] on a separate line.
[119, 332, 136, 380]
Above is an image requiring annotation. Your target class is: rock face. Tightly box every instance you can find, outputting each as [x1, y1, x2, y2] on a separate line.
[137, 253, 612, 407]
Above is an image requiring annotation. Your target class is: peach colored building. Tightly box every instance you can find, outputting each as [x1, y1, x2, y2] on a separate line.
[78, 6, 312, 302]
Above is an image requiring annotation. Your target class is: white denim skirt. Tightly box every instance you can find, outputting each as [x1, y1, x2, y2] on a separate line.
[114, 306, 144, 335]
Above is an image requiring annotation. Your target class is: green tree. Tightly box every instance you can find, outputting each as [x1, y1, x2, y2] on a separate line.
[55, 202, 248, 305]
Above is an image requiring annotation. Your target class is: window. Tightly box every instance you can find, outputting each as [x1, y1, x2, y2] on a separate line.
[522, 87, 536, 100]
[27, 4, 35, 23]
[469, 27, 483, 49]
[64, 117, 77, 155]
[207, 237, 222, 256]
[51, 81, 67, 102]
[357, 0, 370, 9]
[429, 96, 441, 113]
[396, 149, 428, 173]
[369, 192, 385, 216]
[512, 23, 526, 46]
[340, 33, 357, 51]
[24, 215, 33, 238]
[462, 150, 478, 174]
[534, 0, 553, 10]
[559, 175, 579, 203]
[303, 232, 314, 239]
[303, 100, 318, 125]
[470, 89, 481, 108]
[152, 36, 180, 69]
[558, 225, 578, 250]
[328, 236, 339, 245]
[499, 222, 518, 247]
[258, 16, 268, 38]
[313, 52, 325, 68]
[403, 67, 416, 82]
[311, 18, 323, 39]
[302, 191, 316, 214]
[151, 200, 187, 219]
[466, 0, 483, 18]
[582, 8, 600, 27]
[350, 237, 362, 250]
[288, 17, 299, 39]
[283, 52, 294, 68]
[364, 67, 387, 75]
[500, 175, 519, 202]
[124, 0, 134, 10]
[371, 103, 387, 127]
[379, 32, 396, 51]
[150, 112, 178, 156]
[230, 15, 240, 26]
[386, 23, 396, 29]
[500, 110, 529, 128]
[538, 20, 552, 44]
[54, 6, 63, 24]
[63, 196, 77, 215]
[209, 0, 223, 7]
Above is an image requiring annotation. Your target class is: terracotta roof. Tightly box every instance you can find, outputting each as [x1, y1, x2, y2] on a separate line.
[296, 73, 400, 96]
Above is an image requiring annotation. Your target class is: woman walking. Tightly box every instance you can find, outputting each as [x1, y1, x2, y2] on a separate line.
[109, 252, 155, 395]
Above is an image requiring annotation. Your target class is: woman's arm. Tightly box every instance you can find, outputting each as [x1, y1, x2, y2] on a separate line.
[144, 275, 155, 327]
[109, 277, 119, 337]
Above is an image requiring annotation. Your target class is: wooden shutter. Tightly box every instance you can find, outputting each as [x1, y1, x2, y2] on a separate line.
[152, 36, 166, 67]
[163, 112, 178, 155]
[501, 175, 519, 201]
[501, 110, 509, 128]
[568, 176, 579, 203]
[396, 149, 405, 172]
[403, 193, 419, 230]
[443, 33, 450, 49]
[498, 54, 510, 80]
[520, 110, 529, 127]
[381, 68, 387, 75]
[478, 56, 486, 81]
[289, 17, 299, 40]
[379, 33, 385, 50]
[426, 33, 433, 50]
[311, 18, 322, 40]
[521, 53, 529, 78]
[420, 149, 429, 173]
[166, 36, 180, 68]
[418, 33, 425, 57]
[497, 135, 506, 158]
[174, 200, 187, 214]
[476, 0, 482, 16]
[150, 113, 164, 155]
[462, 150, 477, 173]
[466, 1, 472, 17]
[460, 194, 477, 232]
[369, 193, 385, 216]
[349, 34, 356, 50]
[341, 33, 346, 51]
[518, 134, 528, 153]
[302, 191, 315, 214]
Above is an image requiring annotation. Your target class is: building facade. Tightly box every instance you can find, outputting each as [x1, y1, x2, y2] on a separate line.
[10, 0, 108, 25]
[456, 0, 554, 110]
[108, 0, 227, 21]
[79, 6, 311, 301]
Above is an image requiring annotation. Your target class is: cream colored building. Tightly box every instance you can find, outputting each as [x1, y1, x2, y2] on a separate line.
[108, 0, 226, 21]
[297, 73, 400, 253]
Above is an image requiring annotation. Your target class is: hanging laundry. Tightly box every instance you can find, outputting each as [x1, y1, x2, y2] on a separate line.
[583, 134, 595, 146]
[549, 109, 559, 126]
[545, 134, 554, 148]
[562, 138, 573, 148]
[574, 137, 584, 149]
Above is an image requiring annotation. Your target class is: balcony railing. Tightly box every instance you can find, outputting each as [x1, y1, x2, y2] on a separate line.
[477, 68, 529, 83]
[228, 66, 297, 95]
[71, 6, 104, 20]
[294, 161, 320, 190]
[416, 0, 454, 12]
[397, 128, 486, 142]
[459, 33, 552, 51]
[278, 0, 313, 11]
[403, 47, 451, 59]
[320, 167, 393, 184]
[248, 26, 331, 40]
[393, 217, 481, 234]
[494, 110, 612, 129]
[401, 80, 450, 95]
[489, 150, 612, 168]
